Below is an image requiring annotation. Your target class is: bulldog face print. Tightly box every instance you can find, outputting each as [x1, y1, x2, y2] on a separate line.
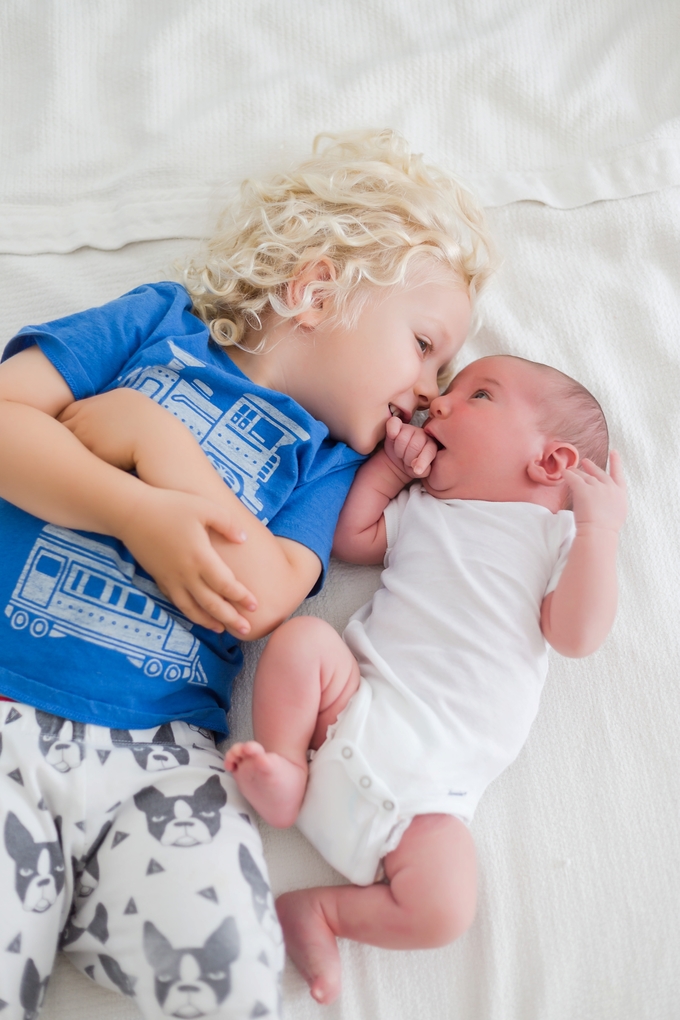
[143, 917, 239, 1018]
[134, 775, 227, 847]
[111, 724, 190, 772]
[4, 812, 65, 913]
[239, 844, 282, 945]
[98, 953, 137, 996]
[20, 958, 50, 1020]
[35, 710, 86, 773]
[72, 820, 112, 904]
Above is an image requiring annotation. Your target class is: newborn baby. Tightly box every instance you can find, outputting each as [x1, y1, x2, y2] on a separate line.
[226, 355, 627, 1005]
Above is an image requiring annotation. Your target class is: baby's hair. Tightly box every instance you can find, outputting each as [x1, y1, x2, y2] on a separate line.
[528, 362, 609, 470]
[182, 129, 495, 357]
[492, 356, 609, 468]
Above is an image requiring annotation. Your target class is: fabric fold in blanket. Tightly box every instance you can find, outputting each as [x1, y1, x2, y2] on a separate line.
[1, 0, 680, 254]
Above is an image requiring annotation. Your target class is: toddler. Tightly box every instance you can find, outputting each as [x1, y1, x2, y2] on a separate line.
[226, 354, 627, 1005]
[0, 132, 493, 1017]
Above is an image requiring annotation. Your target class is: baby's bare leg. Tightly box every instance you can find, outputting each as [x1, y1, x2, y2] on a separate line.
[277, 814, 477, 1005]
[225, 616, 360, 827]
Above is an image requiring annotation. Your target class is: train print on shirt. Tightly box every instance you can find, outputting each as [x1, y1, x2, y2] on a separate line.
[3, 342, 311, 677]
[119, 342, 310, 522]
[4, 525, 207, 685]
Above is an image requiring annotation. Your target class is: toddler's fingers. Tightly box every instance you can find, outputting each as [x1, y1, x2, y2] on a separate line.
[204, 505, 248, 546]
[164, 584, 227, 634]
[200, 555, 257, 611]
[191, 581, 252, 637]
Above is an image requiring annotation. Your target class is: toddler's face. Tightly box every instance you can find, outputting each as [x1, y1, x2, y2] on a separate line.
[298, 274, 471, 454]
[423, 356, 546, 502]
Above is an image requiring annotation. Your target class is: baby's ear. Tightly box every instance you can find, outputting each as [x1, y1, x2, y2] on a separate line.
[527, 442, 579, 486]
[286, 258, 337, 328]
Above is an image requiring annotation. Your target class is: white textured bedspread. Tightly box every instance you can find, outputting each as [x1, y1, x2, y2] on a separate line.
[0, 3, 678, 1019]
[1, 0, 680, 251]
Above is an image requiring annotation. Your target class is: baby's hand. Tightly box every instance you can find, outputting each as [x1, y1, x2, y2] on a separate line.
[564, 451, 627, 535]
[384, 417, 438, 478]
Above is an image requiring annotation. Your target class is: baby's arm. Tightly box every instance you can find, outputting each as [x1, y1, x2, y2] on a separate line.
[58, 387, 321, 640]
[332, 417, 437, 564]
[541, 452, 627, 657]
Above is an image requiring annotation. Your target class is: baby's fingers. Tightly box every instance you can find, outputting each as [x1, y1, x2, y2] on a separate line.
[391, 425, 418, 463]
[411, 437, 438, 476]
[578, 458, 610, 482]
[563, 466, 588, 490]
[607, 450, 626, 488]
[385, 415, 404, 442]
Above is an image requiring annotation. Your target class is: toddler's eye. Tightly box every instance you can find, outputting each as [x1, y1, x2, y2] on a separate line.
[471, 389, 489, 399]
[416, 336, 431, 353]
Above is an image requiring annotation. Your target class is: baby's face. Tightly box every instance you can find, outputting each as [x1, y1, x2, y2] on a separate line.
[422, 356, 546, 502]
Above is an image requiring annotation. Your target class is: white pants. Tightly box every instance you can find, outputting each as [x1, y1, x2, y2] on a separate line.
[0, 701, 283, 1019]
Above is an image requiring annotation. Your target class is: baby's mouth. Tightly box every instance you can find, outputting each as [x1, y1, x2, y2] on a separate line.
[424, 423, 445, 451]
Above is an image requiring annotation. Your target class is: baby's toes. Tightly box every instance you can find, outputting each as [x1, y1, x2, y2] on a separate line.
[238, 740, 264, 758]
[224, 743, 247, 770]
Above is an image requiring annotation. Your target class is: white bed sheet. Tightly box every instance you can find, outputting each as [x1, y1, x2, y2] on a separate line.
[1, 2, 679, 1017]
[1, 184, 678, 1019]
[1, 1, 680, 252]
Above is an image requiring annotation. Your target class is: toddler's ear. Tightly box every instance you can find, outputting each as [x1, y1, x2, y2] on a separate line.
[527, 442, 579, 486]
[286, 258, 337, 328]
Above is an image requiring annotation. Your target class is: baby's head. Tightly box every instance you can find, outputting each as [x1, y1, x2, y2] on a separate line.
[423, 356, 608, 511]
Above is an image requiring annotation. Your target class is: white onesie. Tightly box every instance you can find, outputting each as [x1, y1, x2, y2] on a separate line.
[297, 484, 575, 885]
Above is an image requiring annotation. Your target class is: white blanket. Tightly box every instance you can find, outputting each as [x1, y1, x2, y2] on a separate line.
[2, 186, 678, 1020]
[0, 4, 679, 1019]
[1, 0, 680, 252]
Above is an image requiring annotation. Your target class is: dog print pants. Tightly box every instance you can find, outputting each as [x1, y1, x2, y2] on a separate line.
[0, 701, 283, 1019]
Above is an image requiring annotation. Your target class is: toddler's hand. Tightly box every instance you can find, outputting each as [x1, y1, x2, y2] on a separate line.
[120, 487, 258, 636]
[564, 451, 627, 535]
[384, 416, 438, 478]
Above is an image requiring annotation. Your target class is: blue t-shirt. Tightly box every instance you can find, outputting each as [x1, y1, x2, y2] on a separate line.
[0, 282, 364, 734]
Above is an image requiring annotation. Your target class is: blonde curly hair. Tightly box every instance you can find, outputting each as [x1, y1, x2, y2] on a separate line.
[183, 129, 495, 355]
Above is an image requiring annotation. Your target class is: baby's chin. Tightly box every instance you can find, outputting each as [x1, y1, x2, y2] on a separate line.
[421, 474, 458, 500]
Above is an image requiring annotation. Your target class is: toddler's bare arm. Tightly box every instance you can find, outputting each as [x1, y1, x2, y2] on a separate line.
[541, 452, 627, 657]
[332, 418, 437, 563]
[59, 387, 321, 640]
[0, 348, 318, 640]
[0, 348, 252, 630]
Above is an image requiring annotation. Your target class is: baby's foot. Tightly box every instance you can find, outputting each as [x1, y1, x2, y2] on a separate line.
[276, 890, 342, 1005]
[224, 741, 305, 827]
